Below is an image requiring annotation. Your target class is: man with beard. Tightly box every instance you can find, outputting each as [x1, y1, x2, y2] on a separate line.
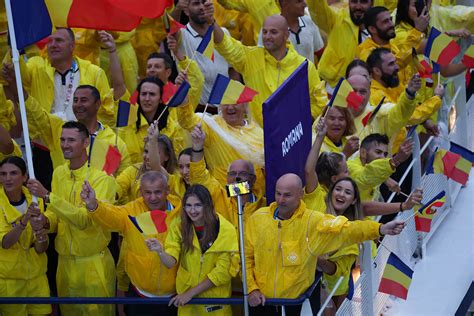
[177, 0, 230, 108]
[307, 0, 373, 89]
[358, 6, 428, 74]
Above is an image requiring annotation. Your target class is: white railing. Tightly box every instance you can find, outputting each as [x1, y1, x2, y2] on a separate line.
[333, 71, 472, 315]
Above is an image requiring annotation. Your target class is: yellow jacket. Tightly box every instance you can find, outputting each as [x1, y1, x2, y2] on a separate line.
[189, 159, 266, 232]
[116, 163, 142, 204]
[25, 95, 131, 175]
[19, 55, 116, 127]
[215, 33, 328, 126]
[0, 187, 47, 279]
[430, 4, 474, 34]
[0, 87, 16, 130]
[90, 196, 181, 295]
[165, 214, 240, 316]
[245, 201, 381, 298]
[216, 0, 280, 42]
[307, 0, 359, 86]
[303, 185, 328, 213]
[0, 141, 22, 162]
[177, 99, 265, 192]
[320, 135, 346, 154]
[347, 157, 394, 202]
[45, 162, 116, 257]
[323, 244, 359, 296]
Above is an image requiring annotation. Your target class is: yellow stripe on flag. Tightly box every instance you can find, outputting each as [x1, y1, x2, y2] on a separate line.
[221, 80, 246, 104]
[44, 0, 74, 27]
[136, 213, 158, 235]
[383, 264, 412, 289]
[455, 155, 471, 174]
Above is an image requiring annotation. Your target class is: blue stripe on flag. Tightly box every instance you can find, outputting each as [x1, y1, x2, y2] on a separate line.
[208, 74, 230, 104]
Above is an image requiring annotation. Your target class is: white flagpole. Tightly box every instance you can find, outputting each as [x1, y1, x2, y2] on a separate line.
[4, 0, 38, 202]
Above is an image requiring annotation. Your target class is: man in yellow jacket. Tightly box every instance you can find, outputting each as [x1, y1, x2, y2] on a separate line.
[82, 170, 181, 316]
[307, 0, 373, 88]
[245, 173, 406, 314]
[27, 121, 117, 316]
[23, 85, 131, 176]
[212, 12, 328, 126]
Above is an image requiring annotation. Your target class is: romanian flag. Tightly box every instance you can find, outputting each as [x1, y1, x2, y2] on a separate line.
[162, 82, 178, 104]
[361, 97, 385, 127]
[412, 48, 435, 79]
[129, 210, 168, 235]
[196, 25, 215, 62]
[167, 81, 190, 107]
[414, 191, 446, 232]
[109, 0, 173, 19]
[116, 100, 138, 128]
[426, 148, 471, 185]
[462, 45, 474, 68]
[89, 139, 122, 175]
[378, 252, 413, 300]
[328, 77, 364, 112]
[450, 141, 474, 166]
[163, 12, 185, 35]
[208, 74, 258, 105]
[10, 0, 142, 50]
[424, 27, 461, 66]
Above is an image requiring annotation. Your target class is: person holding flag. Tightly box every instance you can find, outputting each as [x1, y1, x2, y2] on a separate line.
[27, 121, 117, 316]
[81, 170, 181, 316]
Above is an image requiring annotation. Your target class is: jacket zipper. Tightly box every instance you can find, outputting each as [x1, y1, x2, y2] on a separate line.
[274, 221, 282, 297]
[198, 253, 204, 281]
[68, 174, 76, 255]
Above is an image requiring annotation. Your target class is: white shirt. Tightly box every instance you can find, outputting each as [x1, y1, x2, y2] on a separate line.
[52, 60, 80, 122]
[258, 15, 324, 63]
[179, 24, 230, 105]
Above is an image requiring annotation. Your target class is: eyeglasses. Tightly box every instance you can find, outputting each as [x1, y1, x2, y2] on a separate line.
[227, 171, 254, 178]
[184, 203, 203, 211]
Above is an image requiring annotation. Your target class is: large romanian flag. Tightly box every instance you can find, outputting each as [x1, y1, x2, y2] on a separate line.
[10, 0, 141, 50]
[378, 252, 414, 300]
[129, 210, 168, 235]
[426, 148, 471, 185]
[424, 27, 461, 66]
[328, 77, 364, 112]
[109, 0, 173, 19]
[414, 190, 446, 232]
[208, 74, 258, 105]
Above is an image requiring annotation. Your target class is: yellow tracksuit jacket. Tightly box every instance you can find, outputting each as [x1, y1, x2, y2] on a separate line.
[245, 201, 382, 298]
[45, 162, 116, 316]
[90, 195, 181, 296]
[323, 244, 359, 296]
[215, 33, 328, 126]
[165, 214, 240, 316]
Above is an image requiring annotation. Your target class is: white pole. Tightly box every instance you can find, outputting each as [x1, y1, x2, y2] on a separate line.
[4, 0, 38, 202]
[317, 276, 344, 316]
[237, 194, 249, 316]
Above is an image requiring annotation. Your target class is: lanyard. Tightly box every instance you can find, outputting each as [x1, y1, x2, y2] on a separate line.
[62, 60, 78, 111]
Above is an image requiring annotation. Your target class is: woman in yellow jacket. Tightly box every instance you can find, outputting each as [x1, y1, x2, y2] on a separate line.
[118, 77, 189, 164]
[147, 184, 240, 316]
[0, 156, 51, 316]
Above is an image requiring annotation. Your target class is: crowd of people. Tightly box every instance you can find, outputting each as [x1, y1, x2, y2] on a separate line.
[0, 0, 472, 315]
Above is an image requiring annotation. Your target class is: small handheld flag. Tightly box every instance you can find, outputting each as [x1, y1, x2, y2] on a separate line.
[414, 190, 446, 232]
[378, 252, 413, 300]
[412, 48, 435, 79]
[196, 25, 215, 62]
[129, 210, 168, 235]
[116, 100, 138, 127]
[426, 148, 471, 185]
[327, 77, 364, 111]
[361, 96, 385, 127]
[163, 12, 185, 35]
[167, 81, 191, 107]
[424, 27, 461, 66]
[450, 141, 474, 166]
[208, 74, 258, 105]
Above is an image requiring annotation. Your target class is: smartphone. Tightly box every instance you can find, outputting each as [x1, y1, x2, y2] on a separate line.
[226, 181, 250, 197]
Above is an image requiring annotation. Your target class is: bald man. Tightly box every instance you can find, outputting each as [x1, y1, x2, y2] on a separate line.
[210, 6, 328, 126]
[245, 173, 405, 315]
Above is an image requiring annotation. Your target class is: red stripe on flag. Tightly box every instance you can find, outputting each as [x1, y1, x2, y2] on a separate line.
[103, 145, 122, 175]
[150, 210, 168, 233]
[437, 41, 461, 66]
[346, 91, 364, 112]
[449, 167, 469, 185]
[236, 87, 258, 104]
[361, 111, 372, 127]
[379, 278, 409, 300]
[415, 216, 431, 232]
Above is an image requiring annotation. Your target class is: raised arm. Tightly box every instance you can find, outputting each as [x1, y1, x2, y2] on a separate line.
[305, 117, 326, 193]
[99, 31, 126, 101]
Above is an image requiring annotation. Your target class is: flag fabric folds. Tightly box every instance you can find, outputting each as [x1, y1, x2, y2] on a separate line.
[378, 252, 414, 300]
[414, 191, 446, 232]
[116, 100, 138, 127]
[327, 77, 364, 111]
[89, 139, 122, 175]
[361, 97, 385, 127]
[450, 142, 474, 166]
[208, 74, 258, 105]
[462, 45, 474, 68]
[128, 210, 168, 235]
[412, 48, 437, 79]
[167, 81, 191, 107]
[196, 25, 215, 62]
[9, 0, 52, 50]
[426, 149, 471, 185]
[163, 12, 185, 35]
[424, 27, 461, 66]
[263, 61, 312, 204]
[108, 0, 173, 19]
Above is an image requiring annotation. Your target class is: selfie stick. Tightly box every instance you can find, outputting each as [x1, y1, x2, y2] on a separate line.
[236, 190, 249, 316]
